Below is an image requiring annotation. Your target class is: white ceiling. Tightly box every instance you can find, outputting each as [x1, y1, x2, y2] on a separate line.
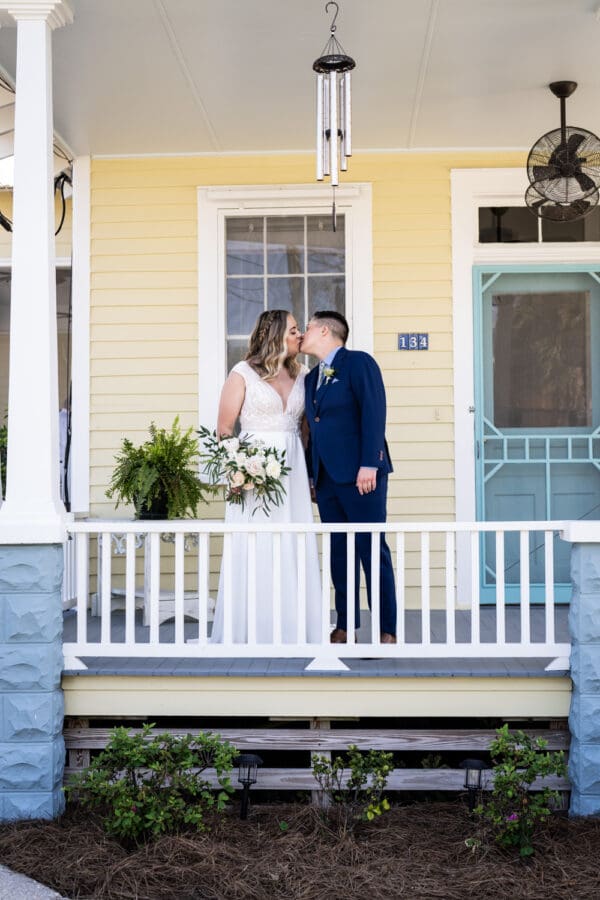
[1, 0, 600, 157]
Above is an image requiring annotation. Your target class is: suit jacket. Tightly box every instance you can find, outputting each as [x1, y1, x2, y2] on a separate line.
[304, 346, 393, 485]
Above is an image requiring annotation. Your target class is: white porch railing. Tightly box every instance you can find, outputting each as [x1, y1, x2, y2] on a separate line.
[62, 520, 571, 670]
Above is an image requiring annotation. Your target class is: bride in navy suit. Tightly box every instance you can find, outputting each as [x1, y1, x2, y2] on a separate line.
[301, 310, 397, 644]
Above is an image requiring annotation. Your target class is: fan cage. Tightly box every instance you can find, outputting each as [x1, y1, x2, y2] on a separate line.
[527, 126, 600, 203]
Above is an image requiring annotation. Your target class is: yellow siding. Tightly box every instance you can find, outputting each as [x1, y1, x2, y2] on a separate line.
[90, 149, 525, 517]
[62, 674, 571, 719]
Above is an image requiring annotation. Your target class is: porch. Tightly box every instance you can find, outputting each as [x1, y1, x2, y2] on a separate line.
[56, 518, 571, 720]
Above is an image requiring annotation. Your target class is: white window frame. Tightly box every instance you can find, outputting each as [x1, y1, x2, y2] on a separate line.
[197, 183, 373, 428]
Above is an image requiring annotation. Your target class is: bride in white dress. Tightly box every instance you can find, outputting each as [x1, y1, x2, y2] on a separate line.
[210, 310, 322, 644]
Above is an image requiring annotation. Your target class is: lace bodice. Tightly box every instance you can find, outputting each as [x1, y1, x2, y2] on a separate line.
[232, 361, 307, 434]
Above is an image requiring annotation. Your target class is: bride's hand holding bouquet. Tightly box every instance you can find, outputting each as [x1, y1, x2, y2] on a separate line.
[198, 426, 290, 515]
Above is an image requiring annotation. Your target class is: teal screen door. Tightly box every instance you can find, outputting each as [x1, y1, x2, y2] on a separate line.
[474, 267, 600, 602]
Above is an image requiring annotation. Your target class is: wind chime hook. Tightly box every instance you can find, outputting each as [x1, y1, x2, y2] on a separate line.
[325, 1, 339, 33]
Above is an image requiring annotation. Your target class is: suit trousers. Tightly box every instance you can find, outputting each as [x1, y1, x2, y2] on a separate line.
[315, 467, 397, 635]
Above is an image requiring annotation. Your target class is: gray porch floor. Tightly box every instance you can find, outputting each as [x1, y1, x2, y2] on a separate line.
[62, 605, 570, 678]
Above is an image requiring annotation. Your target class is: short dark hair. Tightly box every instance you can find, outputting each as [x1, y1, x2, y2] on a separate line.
[312, 310, 349, 344]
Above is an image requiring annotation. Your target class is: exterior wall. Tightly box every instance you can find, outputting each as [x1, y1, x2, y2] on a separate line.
[62, 672, 570, 719]
[90, 149, 525, 521]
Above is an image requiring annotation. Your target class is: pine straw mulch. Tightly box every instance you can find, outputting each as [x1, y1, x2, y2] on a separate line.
[1, 801, 599, 900]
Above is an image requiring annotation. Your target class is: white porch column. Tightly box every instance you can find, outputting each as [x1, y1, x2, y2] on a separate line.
[0, 0, 73, 543]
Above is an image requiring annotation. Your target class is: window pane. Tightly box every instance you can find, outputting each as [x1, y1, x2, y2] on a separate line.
[226, 217, 263, 275]
[266, 217, 304, 275]
[267, 277, 304, 324]
[308, 275, 345, 318]
[226, 338, 248, 373]
[307, 214, 345, 273]
[493, 291, 591, 427]
[542, 207, 600, 242]
[227, 278, 264, 334]
[478, 207, 538, 243]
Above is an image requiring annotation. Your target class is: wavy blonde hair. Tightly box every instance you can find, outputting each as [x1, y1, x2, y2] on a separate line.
[245, 309, 301, 379]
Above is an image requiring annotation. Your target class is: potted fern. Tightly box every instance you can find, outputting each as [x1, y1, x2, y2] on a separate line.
[106, 417, 212, 519]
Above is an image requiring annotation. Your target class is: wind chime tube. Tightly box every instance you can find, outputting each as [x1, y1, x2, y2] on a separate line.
[316, 74, 324, 181]
[344, 71, 352, 156]
[323, 75, 330, 177]
[339, 75, 347, 171]
[329, 70, 339, 186]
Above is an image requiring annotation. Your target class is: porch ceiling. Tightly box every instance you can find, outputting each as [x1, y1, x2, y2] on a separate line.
[0, 0, 599, 157]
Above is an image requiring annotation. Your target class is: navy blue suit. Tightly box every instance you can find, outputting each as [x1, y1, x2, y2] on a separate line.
[305, 347, 397, 635]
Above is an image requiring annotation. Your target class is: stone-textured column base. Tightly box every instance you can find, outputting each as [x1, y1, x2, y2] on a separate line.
[0, 545, 65, 820]
[568, 544, 600, 817]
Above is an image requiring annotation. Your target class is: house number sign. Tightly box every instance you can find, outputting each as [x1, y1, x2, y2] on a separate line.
[398, 333, 429, 350]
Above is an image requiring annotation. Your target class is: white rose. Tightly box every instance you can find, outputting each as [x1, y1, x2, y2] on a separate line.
[235, 452, 248, 467]
[265, 459, 281, 479]
[221, 437, 239, 453]
[229, 470, 245, 488]
[245, 458, 265, 477]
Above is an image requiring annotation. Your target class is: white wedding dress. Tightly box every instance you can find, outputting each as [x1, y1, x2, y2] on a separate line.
[210, 361, 322, 644]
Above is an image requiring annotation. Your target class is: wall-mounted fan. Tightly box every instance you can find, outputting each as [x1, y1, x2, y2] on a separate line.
[525, 81, 600, 220]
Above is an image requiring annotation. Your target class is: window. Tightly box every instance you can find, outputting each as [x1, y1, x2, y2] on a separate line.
[478, 205, 600, 243]
[225, 214, 345, 370]
[492, 290, 591, 428]
[198, 184, 373, 427]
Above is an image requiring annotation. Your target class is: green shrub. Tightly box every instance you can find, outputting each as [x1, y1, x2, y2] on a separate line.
[312, 744, 393, 824]
[475, 724, 566, 857]
[66, 724, 237, 844]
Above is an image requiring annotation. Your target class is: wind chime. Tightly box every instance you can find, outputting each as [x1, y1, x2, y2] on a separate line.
[313, 1, 355, 229]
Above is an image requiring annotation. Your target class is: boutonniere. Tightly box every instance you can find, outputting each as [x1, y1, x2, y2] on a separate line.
[323, 366, 336, 384]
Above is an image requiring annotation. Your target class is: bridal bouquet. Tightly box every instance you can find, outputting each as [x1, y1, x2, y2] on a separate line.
[197, 426, 291, 515]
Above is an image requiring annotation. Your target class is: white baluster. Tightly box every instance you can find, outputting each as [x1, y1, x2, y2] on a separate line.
[470, 531, 480, 647]
[76, 532, 88, 645]
[174, 532, 185, 645]
[247, 532, 257, 646]
[100, 532, 111, 645]
[223, 532, 232, 645]
[520, 530, 530, 646]
[370, 531, 381, 643]
[545, 531, 555, 645]
[125, 532, 136, 647]
[445, 531, 455, 648]
[496, 530, 506, 647]
[273, 532, 282, 645]
[421, 532, 430, 647]
[346, 528, 355, 644]
[148, 532, 160, 644]
[297, 532, 307, 643]
[395, 532, 405, 645]
[321, 531, 331, 644]
[197, 532, 209, 645]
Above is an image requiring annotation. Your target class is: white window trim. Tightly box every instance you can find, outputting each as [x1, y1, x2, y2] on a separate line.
[197, 183, 373, 428]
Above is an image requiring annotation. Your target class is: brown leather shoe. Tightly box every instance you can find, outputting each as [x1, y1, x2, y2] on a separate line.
[330, 628, 347, 643]
[380, 632, 397, 644]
